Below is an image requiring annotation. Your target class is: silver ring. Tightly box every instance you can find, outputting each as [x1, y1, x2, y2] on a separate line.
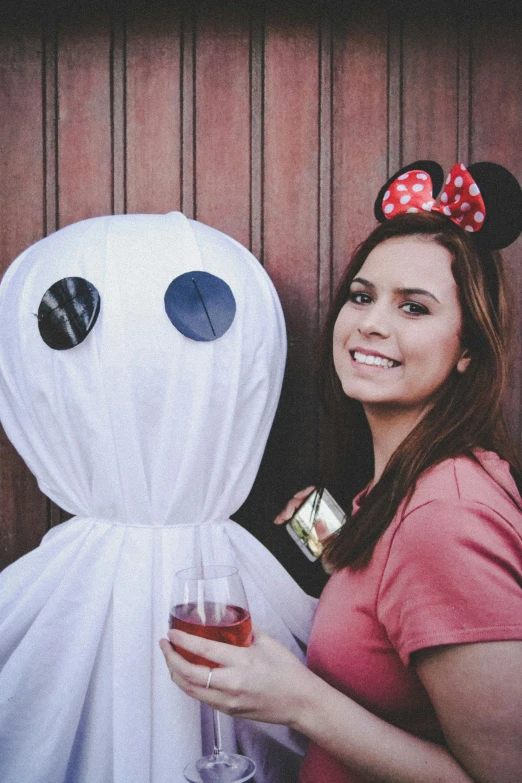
[205, 668, 214, 689]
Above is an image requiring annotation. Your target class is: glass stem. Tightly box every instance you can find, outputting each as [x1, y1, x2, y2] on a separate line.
[212, 709, 224, 756]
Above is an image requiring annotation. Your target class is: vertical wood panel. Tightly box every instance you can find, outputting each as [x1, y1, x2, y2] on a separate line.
[195, 1, 251, 246]
[456, 14, 471, 164]
[43, 14, 66, 530]
[181, 2, 196, 218]
[57, 9, 112, 227]
[387, 12, 402, 176]
[245, 2, 324, 592]
[43, 15, 58, 237]
[264, 2, 321, 492]
[318, 7, 332, 324]
[402, 8, 459, 169]
[250, 2, 264, 259]
[0, 20, 44, 269]
[111, 7, 126, 215]
[470, 15, 522, 168]
[0, 18, 48, 568]
[0, 433, 48, 571]
[471, 10, 522, 443]
[332, 5, 389, 288]
[126, 2, 182, 214]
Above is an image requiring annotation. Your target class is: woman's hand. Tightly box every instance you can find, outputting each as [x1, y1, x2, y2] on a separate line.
[274, 486, 333, 574]
[272, 486, 315, 527]
[273, 485, 331, 542]
[159, 625, 318, 727]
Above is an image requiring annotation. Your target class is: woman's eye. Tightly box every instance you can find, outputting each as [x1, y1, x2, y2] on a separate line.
[348, 291, 372, 305]
[401, 302, 429, 316]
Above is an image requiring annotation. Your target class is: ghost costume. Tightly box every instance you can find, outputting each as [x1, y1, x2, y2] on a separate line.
[0, 212, 317, 783]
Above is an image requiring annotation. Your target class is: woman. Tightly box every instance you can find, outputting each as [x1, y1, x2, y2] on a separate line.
[160, 162, 522, 783]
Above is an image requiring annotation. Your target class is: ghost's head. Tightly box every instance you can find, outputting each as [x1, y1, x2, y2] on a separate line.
[0, 213, 286, 524]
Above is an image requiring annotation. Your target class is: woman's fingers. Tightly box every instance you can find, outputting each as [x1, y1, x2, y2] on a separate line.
[159, 632, 253, 709]
[166, 628, 245, 667]
[159, 639, 230, 707]
[273, 485, 315, 525]
[159, 639, 210, 690]
[293, 485, 316, 500]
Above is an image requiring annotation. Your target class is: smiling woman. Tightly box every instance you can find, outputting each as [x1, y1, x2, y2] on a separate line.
[332, 236, 470, 420]
[161, 164, 522, 783]
[321, 207, 517, 570]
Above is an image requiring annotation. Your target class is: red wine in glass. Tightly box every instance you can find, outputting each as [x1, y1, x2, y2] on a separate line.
[170, 565, 256, 783]
[169, 601, 253, 667]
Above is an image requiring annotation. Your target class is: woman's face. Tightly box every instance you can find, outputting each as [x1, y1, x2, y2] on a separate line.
[333, 236, 470, 418]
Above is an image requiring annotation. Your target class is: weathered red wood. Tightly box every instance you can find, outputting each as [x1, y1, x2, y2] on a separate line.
[0, 18, 48, 570]
[126, 1, 182, 215]
[250, 2, 264, 259]
[238, 1, 327, 592]
[263, 1, 320, 495]
[181, 2, 196, 219]
[317, 8, 332, 331]
[194, 0, 251, 247]
[332, 5, 389, 289]
[0, 435, 48, 572]
[402, 8, 459, 170]
[56, 8, 112, 227]
[0, 19, 44, 272]
[471, 13, 522, 171]
[471, 10, 522, 443]
[112, 7, 126, 216]
[43, 14, 58, 237]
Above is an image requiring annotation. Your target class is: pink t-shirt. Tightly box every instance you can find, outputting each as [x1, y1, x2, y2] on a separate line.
[300, 453, 522, 783]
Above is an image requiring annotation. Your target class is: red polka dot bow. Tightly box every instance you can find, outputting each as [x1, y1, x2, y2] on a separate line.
[382, 163, 486, 233]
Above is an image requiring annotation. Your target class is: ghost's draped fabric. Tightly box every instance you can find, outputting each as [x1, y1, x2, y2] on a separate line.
[0, 212, 317, 783]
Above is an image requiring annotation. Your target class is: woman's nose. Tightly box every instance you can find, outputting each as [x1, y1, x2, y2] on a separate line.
[357, 305, 391, 338]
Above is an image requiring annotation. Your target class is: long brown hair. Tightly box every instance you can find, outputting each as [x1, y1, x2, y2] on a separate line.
[321, 212, 522, 571]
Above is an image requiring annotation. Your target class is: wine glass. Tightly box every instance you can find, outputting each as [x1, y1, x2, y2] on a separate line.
[170, 565, 256, 783]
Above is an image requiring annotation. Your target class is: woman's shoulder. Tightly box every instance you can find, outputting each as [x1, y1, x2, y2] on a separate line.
[379, 451, 522, 669]
[384, 452, 522, 593]
[404, 451, 522, 519]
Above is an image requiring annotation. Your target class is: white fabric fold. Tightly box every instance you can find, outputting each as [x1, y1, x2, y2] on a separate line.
[0, 213, 317, 783]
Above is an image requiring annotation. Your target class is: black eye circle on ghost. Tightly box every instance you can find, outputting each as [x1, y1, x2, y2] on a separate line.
[164, 271, 236, 341]
[38, 277, 101, 350]
[38, 271, 236, 350]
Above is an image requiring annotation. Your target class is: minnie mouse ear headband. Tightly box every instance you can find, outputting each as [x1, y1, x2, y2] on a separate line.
[374, 160, 522, 250]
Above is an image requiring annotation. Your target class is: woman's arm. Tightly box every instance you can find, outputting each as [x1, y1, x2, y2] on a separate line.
[413, 640, 522, 783]
[160, 628, 522, 783]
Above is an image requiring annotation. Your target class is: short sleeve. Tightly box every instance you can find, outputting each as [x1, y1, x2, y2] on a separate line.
[378, 499, 522, 666]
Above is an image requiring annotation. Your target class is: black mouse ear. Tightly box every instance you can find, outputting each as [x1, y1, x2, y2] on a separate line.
[38, 277, 101, 350]
[374, 160, 444, 223]
[467, 162, 522, 250]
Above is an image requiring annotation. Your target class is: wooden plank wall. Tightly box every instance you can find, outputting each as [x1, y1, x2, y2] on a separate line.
[1, 0, 521, 593]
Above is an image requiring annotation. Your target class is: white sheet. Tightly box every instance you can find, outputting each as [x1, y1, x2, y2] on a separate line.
[0, 212, 317, 783]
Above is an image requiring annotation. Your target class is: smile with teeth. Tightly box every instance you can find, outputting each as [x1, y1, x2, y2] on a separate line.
[351, 350, 400, 368]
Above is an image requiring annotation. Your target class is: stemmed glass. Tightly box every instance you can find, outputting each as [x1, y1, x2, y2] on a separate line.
[170, 565, 256, 783]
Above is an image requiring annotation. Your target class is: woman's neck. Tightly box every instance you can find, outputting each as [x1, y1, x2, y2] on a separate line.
[364, 404, 427, 487]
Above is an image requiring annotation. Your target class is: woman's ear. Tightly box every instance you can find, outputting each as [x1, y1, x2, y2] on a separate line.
[457, 349, 471, 373]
